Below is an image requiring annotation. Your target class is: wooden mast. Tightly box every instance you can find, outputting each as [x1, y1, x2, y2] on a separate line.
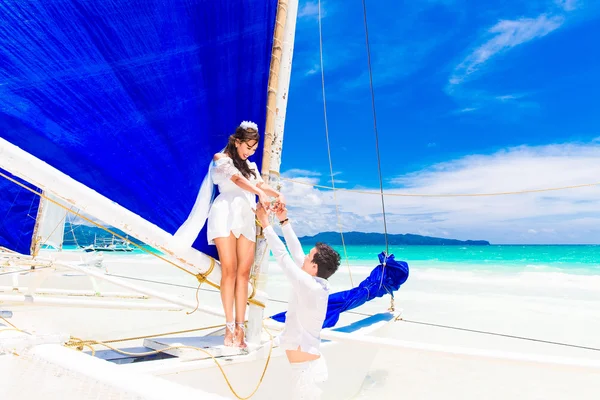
[260, 0, 288, 180]
[247, 0, 299, 345]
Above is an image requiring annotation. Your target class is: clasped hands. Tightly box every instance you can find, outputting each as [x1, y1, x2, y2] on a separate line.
[256, 199, 287, 228]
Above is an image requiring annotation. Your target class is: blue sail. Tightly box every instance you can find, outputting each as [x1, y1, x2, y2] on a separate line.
[0, 1, 277, 259]
[0, 168, 41, 255]
[271, 252, 410, 328]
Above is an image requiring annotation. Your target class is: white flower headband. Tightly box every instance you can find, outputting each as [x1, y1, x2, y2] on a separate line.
[240, 120, 258, 131]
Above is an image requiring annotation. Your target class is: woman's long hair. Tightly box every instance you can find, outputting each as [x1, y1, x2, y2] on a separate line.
[224, 125, 259, 179]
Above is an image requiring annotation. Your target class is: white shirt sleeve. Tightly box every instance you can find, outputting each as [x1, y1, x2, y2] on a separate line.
[263, 225, 322, 292]
[211, 157, 240, 184]
[281, 222, 305, 268]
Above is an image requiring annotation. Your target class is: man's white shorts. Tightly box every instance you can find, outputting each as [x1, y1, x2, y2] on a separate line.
[289, 356, 328, 400]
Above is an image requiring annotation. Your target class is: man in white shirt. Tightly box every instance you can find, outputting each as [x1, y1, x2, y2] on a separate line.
[256, 203, 340, 400]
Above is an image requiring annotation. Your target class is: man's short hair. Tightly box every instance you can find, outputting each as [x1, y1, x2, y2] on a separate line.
[313, 242, 341, 280]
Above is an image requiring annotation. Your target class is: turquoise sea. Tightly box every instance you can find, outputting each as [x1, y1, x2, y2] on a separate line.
[63, 243, 600, 276]
[304, 245, 600, 275]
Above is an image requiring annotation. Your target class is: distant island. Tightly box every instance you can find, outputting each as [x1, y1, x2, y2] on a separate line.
[64, 223, 490, 247]
[297, 231, 490, 246]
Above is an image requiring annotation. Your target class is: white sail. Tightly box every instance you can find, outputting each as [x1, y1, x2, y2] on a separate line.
[36, 193, 69, 251]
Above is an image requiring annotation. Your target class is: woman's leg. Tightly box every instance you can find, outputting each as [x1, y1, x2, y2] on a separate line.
[214, 233, 238, 346]
[233, 234, 255, 348]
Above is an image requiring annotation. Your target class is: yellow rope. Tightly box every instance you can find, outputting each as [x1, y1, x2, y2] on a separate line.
[0, 171, 264, 309]
[280, 177, 600, 197]
[0, 316, 24, 338]
[1, 316, 20, 331]
[67, 321, 275, 400]
[0, 328, 22, 334]
[31, 199, 72, 256]
[67, 323, 227, 347]
[0, 171, 199, 273]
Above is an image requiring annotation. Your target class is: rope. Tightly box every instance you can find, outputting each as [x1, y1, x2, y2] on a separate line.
[0, 171, 195, 275]
[6, 270, 599, 361]
[398, 318, 600, 352]
[67, 214, 81, 248]
[360, 0, 389, 255]
[188, 257, 216, 315]
[281, 177, 600, 197]
[67, 321, 276, 400]
[0, 170, 264, 309]
[317, 0, 354, 287]
[105, 273, 205, 289]
[68, 323, 227, 346]
[34, 202, 72, 254]
[0, 266, 51, 276]
[103, 273, 394, 318]
[1, 316, 21, 330]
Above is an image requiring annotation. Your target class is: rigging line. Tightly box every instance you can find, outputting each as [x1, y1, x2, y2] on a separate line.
[0, 171, 270, 307]
[67, 213, 80, 247]
[360, 0, 392, 304]
[0, 266, 51, 276]
[37, 204, 73, 251]
[361, 0, 389, 255]
[2, 189, 21, 230]
[399, 318, 600, 352]
[101, 273, 600, 352]
[0, 170, 202, 278]
[106, 272, 380, 316]
[317, 0, 354, 287]
[280, 177, 600, 197]
[26, 187, 40, 220]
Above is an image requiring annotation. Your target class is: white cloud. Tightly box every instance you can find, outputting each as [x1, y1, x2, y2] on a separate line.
[450, 14, 564, 86]
[496, 94, 523, 102]
[555, 0, 578, 12]
[305, 64, 319, 76]
[280, 142, 600, 244]
[284, 168, 321, 177]
[298, 1, 323, 19]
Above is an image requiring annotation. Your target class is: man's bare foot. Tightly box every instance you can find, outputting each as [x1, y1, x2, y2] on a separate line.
[234, 322, 247, 349]
[224, 322, 235, 347]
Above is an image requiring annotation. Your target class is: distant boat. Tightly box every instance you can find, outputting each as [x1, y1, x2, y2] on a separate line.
[79, 235, 134, 253]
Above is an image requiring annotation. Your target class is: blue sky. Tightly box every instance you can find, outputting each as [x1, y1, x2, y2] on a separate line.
[279, 0, 600, 244]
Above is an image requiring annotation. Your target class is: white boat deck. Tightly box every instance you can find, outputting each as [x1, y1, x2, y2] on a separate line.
[0, 330, 228, 400]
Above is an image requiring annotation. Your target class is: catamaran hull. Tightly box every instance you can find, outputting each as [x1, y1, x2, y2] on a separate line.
[121, 313, 398, 400]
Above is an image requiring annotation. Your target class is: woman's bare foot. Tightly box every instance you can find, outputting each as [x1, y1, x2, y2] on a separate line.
[234, 322, 247, 349]
[224, 322, 235, 347]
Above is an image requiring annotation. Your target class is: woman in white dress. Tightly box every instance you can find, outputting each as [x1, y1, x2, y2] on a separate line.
[208, 121, 285, 348]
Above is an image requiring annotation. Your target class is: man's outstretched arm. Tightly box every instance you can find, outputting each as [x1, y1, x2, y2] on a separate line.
[281, 221, 305, 268]
[263, 225, 321, 292]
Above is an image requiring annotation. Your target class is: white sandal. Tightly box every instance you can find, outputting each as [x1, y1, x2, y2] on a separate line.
[234, 322, 247, 349]
[224, 321, 235, 347]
